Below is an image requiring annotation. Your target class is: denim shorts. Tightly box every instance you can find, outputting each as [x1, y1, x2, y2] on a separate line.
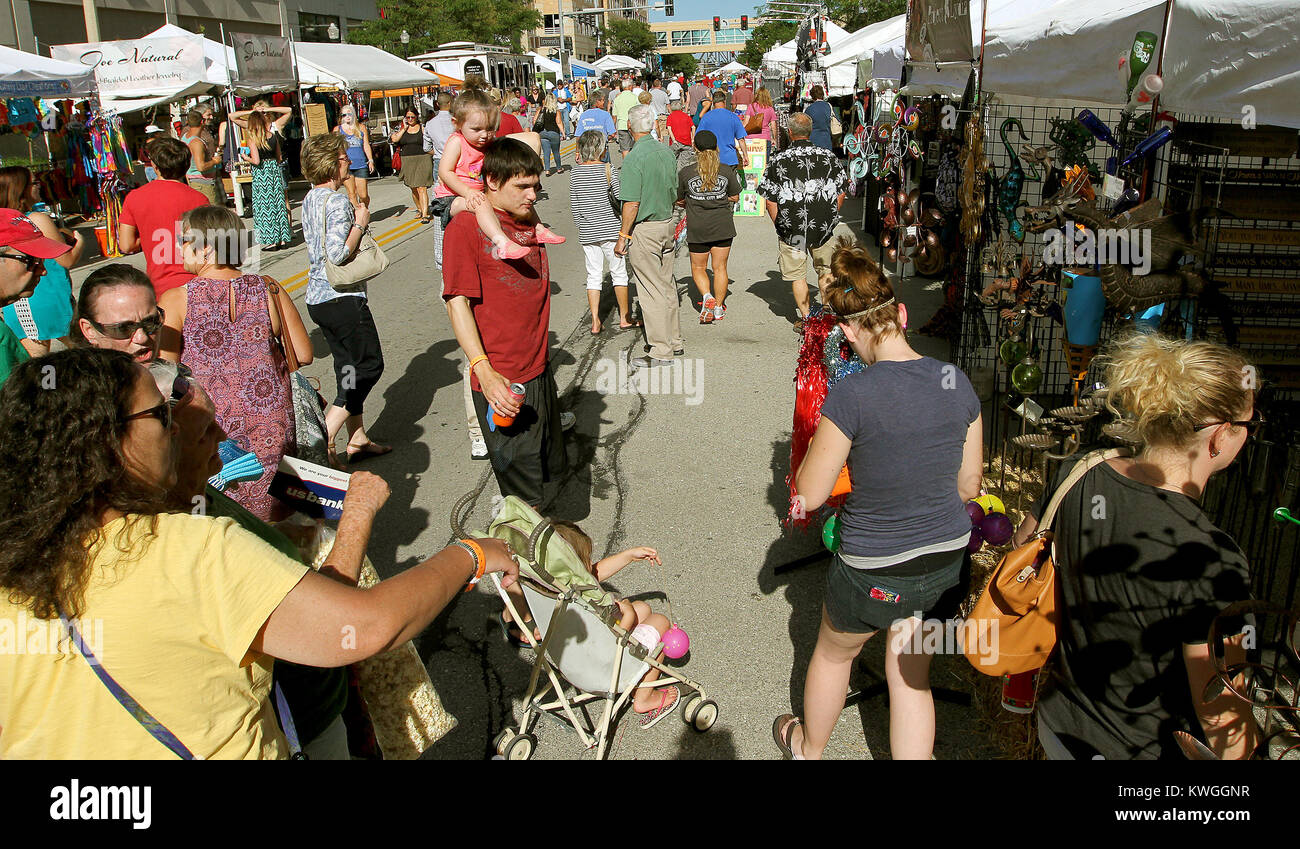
[824, 545, 968, 633]
[349, 166, 369, 179]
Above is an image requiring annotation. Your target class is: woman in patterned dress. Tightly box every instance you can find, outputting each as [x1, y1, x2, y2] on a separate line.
[238, 110, 294, 250]
[157, 205, 314, 521]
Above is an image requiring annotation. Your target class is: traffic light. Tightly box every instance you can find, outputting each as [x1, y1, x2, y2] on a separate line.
[596, 45, 605, 58]
[741, 15, 748, 29]
[665, 1, 674, 15]
[713, 16, 720, 31]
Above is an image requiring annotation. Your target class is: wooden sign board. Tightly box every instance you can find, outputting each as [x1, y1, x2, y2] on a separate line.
[1168, 163, 1300, 187]
[1205, 326, 1300, 346]
[1213, 252, 1300, 271]
[1215, 187, 1300, 222]
[1217, 275, 1300, 295]
[1226, 299, 1300, 321]
[1215, 227, 1300, 247]
[1174, 122, 1299, 158]
[1263, 367, 1300, 390]
[304, 103, 329, 138]
[1249, 353, 1300, 367]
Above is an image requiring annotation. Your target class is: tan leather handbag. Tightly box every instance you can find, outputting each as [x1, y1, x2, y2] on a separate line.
[963, 448, 1127, 676]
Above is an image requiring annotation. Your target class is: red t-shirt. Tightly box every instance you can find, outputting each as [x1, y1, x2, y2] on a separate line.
[497, 112, 524, 136]
[441, 207, 550, 392]
[119, 179, 208, 295]
[666, 111, 694, 146]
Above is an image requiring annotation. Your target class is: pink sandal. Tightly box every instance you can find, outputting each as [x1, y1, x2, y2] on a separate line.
[635, 686, 680, 729]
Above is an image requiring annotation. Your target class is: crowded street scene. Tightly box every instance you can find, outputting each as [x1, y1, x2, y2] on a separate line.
[1, 0, 1298, 806]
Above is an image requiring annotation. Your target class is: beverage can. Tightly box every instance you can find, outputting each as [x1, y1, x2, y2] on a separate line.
[490, 383, 527, 430]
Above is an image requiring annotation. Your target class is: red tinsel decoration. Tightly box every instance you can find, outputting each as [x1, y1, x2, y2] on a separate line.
[786, 312, 849, 530]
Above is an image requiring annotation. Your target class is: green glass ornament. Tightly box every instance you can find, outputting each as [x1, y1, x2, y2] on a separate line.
[822, 514, 842, 553]
[999, 337, 1028, 366]
[1011, 356, 1043, 394]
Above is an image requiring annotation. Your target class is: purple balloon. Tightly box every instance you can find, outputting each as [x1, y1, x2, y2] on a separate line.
[980, 513, 1014, 547]
[967, 528, 985, 552]
[966, 501, 986, 526]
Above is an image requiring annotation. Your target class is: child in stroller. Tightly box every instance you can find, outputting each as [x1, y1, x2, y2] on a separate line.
[499, 518, 679, 727]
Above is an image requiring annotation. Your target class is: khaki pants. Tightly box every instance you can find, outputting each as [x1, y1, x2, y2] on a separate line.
[777, 236, 837, 285]
[188, 177, 225, 205]
[627, 216, 680, 360]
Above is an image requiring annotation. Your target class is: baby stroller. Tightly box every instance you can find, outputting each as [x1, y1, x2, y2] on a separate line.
[453, 493, 718, 760]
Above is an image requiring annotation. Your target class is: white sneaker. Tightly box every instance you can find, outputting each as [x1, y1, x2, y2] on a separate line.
[470, 437, 488, 459]
[560, 411, 576, 431]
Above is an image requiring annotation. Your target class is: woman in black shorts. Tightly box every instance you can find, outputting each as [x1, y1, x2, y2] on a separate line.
[775, 240, 984, 759]
[676, 130, 741, 324]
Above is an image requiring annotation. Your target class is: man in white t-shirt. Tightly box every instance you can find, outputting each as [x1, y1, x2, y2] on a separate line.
[666, 76, 683, 103]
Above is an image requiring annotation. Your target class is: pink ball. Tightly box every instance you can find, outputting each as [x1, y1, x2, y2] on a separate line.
[980, 513, 1014, 547]
[661, 624, 690, 659]
[966, 501, 986, 526]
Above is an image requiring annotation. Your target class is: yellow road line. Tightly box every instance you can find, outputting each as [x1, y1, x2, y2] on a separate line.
[282, 217, 424, 294]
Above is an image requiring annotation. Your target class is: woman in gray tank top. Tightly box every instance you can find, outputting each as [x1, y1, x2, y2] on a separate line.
[775, 238, 984, 760]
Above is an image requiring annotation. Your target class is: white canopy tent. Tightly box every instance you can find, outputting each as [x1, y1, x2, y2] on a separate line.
[716, 60, 753, 75]
[762, 20, 852, 73]
[1160, 0, 1300, 129]
[0, 44, 96, 97]
[530, 51, 563, 75]
[981, 0, 1166, 106]
[897, 0, 1057, 97]
[593, 54, 645, 72]
[291, 42, 438, 91]
[818, 14, 906, 94]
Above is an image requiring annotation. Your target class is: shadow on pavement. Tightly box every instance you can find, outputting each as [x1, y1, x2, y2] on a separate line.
[363, 338, 465, 576]
[747, 270, 796, 324]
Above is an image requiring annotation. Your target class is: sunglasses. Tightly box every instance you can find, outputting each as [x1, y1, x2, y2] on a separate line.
[88, 308, 165, 341]
[0, 251, 44, 273]
[1193, 412, 1266, 435]
[124, 401, 173, 429]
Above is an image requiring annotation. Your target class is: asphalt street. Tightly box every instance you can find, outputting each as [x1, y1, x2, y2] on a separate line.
[72, 154, 1001, 760]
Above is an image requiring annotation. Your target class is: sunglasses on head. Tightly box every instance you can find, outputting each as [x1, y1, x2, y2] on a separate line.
[0, 251, 44, 273]
[1193, 412, 1266, 435]
[88, 307, 165, 341]
[124, 401, 173, 429]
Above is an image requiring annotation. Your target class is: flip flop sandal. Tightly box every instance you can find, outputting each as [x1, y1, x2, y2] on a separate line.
[496, 612, 535, 649]
[346, 443, 393, 464]
[635, 686, 680, 729]
[772, 714, 803, 760]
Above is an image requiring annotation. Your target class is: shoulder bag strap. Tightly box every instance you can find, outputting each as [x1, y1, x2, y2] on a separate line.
[1036, 448, 1130, 533]
[59, 611, 197, 760]
[265, 275, 299, 373]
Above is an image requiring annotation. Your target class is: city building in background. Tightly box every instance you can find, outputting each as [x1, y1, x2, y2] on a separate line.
[651, 18, 749, 56]
[2, 0, 377, 53]
[527, 0, 648, 64]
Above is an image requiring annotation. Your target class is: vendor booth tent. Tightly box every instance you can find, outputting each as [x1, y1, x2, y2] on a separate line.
[982, 0, 1168, 106]
[899, 0, 1057, 97]
[763, 20, 852, 70]
[716, 60, 753, 75]
[593, 54, 645, 72]
[292, 42, 439, 92]
[819, 14, 905, 94]
[0, 45, 96, 97]
[1161, 0, 1300, 130]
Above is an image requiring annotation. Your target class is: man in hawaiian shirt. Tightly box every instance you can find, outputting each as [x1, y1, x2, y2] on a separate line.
[756, 112, 850, 330]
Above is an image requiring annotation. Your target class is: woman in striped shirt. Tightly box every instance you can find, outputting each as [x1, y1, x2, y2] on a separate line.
[570, 130, 636, 334]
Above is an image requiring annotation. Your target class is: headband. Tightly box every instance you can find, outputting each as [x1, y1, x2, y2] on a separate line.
[838, 297, 896, 322]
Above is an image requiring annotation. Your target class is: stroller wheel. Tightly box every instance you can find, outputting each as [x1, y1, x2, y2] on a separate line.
[504, 733, 537, 760]
[682, 695, 719, 732]
[493, 728, 513, 757]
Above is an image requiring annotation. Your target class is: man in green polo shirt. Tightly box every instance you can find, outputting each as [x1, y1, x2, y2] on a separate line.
[611, 79, 640, 156]
[0, 209, 71, 384]
[615, 104, 681, 371]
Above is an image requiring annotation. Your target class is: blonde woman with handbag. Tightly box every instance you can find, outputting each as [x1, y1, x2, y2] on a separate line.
[1012, 334, 1261, 760]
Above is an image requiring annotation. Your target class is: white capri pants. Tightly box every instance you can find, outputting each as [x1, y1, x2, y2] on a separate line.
[583, 241, 629, 291]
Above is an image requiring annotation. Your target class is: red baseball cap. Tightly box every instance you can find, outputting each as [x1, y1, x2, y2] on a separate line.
[0, 209, 71, 259]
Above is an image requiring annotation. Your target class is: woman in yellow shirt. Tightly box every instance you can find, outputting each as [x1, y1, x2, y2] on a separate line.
[0, 348, 517, 759]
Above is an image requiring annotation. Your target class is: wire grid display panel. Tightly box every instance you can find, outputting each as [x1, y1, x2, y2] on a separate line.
[956, 97, 1128, 404]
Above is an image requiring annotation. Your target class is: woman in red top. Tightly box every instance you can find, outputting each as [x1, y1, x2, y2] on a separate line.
[666, 99, 695, 170]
